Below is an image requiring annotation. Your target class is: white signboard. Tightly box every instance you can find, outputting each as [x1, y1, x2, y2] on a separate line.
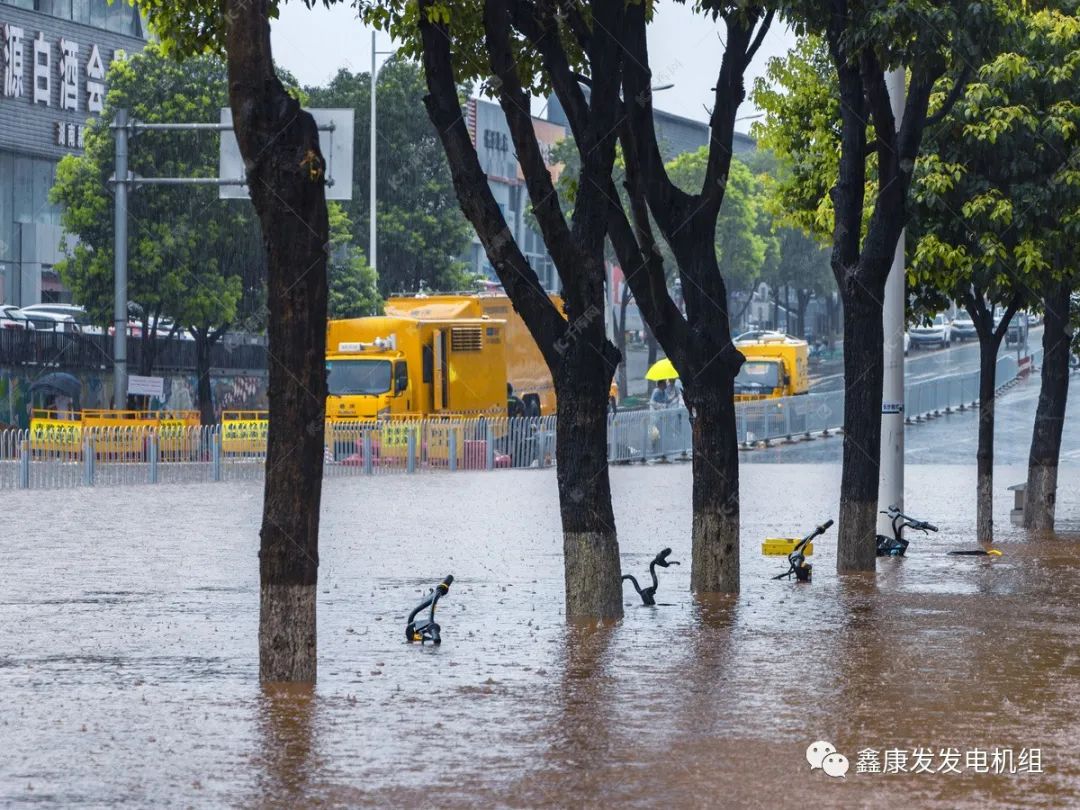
[218, 107, 354, 200]
[128, 375, 164, 399]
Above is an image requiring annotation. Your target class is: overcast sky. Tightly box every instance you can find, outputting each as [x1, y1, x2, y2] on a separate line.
[270, 3, 797, 134]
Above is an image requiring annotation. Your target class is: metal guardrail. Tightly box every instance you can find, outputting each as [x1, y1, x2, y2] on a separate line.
[0, 351, 1041, 490]
[0, 329, 267, 372]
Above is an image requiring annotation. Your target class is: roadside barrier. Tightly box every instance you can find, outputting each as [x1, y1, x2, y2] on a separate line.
[0, 353, 1040, 490]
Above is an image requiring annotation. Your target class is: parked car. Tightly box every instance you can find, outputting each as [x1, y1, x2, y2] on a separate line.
[22, 311, 82, 334]
[19, 303, 85, 319]
[20, 303, 102, 335]
[0, 304, 35, 330]
[908, 314, 952, 349]
[951, 310, 977, 341]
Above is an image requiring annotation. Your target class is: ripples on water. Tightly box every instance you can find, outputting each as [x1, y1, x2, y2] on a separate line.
[1, 463, 1078, 808]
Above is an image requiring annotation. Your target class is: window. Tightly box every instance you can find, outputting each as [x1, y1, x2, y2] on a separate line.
[734, 361, 780, 393]
[13, 156, 33, 224]
[36, 0, 72, 18]
[326, 360, 392, 396]
[0, 152, 12, 261]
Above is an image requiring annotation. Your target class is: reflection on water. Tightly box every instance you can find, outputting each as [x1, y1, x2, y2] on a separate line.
[252, 683, 316, 809]
[0, 463, 1078, 808]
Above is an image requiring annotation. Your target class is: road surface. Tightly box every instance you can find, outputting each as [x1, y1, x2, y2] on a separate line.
[622, 328, 1042, 397]
[744, 363, 1077, 465]
[811, 328, 1041, 393]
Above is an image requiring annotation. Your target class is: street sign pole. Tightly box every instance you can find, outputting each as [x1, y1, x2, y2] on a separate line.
[879, 69, 906, 535]
[370, 30, 378, 280]
[112, 108, 130, 409]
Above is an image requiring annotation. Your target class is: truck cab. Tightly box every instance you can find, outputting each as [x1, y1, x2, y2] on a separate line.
[325, 315, 508, 421]
[733, 333, 809, 401]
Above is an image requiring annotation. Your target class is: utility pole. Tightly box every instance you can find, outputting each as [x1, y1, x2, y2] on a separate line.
[370, 30, 377, 279]
[369, 33, 396, 281]
[112, 108, 130, 409]
[878, 69, 906, 534]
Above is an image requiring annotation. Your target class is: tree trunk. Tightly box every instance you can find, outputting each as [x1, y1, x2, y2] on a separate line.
[194, 329, 216, 427]
[554, 352, 623, 620]
[687, 375, 740, 592]
[1024, 280, 1072, 531]
[975, 333, 1000, 542]
[797, 289, 812, 339]
[836, 280, 886, 570]
[616, 281, 630, 404]
[225, 0, 329, 683]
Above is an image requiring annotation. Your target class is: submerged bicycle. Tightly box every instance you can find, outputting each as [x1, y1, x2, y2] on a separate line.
[773, 519, 833, 583]
[622, 548, 680, 606]
[405, 575, 454, 644]
[876, 507, 937, 557]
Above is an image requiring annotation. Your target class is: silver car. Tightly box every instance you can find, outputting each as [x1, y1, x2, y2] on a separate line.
[909, 314, 952, 349]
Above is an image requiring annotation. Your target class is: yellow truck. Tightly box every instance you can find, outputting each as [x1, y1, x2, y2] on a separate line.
[325, 313, 509, 421]
[385, 292, 559, 416]
[733, 333, 809, 401]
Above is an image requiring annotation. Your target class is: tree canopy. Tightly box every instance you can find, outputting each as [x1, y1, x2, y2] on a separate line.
[50, 43, 259, 359]
[305, 58, 475, 296]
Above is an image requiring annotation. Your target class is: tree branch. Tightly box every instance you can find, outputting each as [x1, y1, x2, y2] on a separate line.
[924, 64, 973, 130]
[619, 1, 686, 234]
[416, 0, 566, 368]
[484, 0, 576, 281]
[743, 9, 775, 71]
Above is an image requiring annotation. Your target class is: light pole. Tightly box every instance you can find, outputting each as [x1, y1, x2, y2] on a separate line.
[879, 68, 906, 535]
[112, 108, 130, 408]
[370, 31, 396, 281]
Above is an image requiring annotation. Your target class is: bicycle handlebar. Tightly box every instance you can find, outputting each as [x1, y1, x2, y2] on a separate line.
[881, 508, 936, 532]
[653, 548, 679, 568]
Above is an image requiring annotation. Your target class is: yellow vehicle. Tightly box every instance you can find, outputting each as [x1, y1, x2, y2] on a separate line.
[733, 333, 809, 401]
[325, 314, 509, 421]
[385, 292, 561, 416]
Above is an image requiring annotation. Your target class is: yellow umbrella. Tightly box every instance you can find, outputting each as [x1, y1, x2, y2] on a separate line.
[645, 357, 679, 381]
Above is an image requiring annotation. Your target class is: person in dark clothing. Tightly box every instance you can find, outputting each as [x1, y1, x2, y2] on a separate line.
[507, 382, 526, 419]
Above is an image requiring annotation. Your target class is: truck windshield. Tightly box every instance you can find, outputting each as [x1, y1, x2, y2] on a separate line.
[326, 360, 392, 395]
[734, 360, 780, 393]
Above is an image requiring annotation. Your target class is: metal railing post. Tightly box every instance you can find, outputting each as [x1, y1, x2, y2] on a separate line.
[19, 438, 29, 489]
[212, 430, 222, 482]
[149, 432, 159, 484]
[485, 420, 495, 470]
[83, 435, 95, 486]
[641, 415, 650, 462]
[406, 427, 416, 474]
[448, 427, 458, 472]
[363, 430, 374, 475]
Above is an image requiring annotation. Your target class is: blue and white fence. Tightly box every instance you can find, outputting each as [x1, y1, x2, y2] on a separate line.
[0, 352, 1042, 491]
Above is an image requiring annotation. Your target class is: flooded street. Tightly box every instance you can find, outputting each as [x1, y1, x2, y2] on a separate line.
[2, 463, 1080, 808]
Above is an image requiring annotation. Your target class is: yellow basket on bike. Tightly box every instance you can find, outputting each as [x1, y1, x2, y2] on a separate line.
[762, 538, 814, 557]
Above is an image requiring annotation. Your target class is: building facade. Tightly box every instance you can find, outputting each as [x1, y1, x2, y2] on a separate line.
[0, 0, 145, 307]
[463, 97, 564, 292]
[546, 94, 756, 161]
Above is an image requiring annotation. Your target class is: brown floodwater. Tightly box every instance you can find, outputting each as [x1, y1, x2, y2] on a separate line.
[2, 462, 1079, 808]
